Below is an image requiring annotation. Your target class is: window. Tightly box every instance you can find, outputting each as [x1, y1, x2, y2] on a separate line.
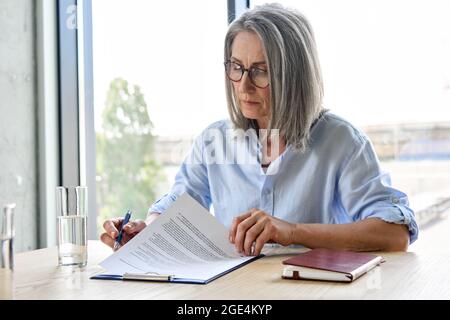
[92, 0, 229, 234]
[252, 0, 450, 248]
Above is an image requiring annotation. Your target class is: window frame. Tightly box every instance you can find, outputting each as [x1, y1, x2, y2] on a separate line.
[228, 0, 249, 23]
[53, 0, 247, 242]
[56, 0, 97, 240]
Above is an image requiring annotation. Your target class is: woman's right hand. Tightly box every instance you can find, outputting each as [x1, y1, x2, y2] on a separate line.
[100, 218, 147, 250]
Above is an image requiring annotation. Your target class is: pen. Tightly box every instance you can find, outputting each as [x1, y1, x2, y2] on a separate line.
[114, 210, 132, 250]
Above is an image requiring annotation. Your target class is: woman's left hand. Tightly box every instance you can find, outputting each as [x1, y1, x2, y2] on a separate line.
[229, 208, 297, 256]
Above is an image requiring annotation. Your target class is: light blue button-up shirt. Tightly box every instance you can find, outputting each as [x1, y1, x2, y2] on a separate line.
[149, 112, 418, 244]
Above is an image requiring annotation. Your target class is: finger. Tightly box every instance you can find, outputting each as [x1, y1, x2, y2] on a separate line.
[229, 209, 256, 243]
[123, 220, 146, 234]
[243, 219, 266, 256]
[234, 212, 262, 253]
[133, 220, 147, 232]
[253, 228, 272, 256]
[100, 232, 116, 248]
[120, 221, 147, 245]
[102, 218, 122, 238]
[229, 214, 250, 244]
[121, 232, 134, 245]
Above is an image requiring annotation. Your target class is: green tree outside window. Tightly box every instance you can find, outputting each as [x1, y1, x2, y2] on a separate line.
[96, 78, 166, 235]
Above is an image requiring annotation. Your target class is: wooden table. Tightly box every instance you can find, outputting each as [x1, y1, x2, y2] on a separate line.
[5, 240, 450, 299]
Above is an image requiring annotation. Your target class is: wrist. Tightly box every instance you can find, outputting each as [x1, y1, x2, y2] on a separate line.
[290, 223, 305, 245]
[145, 212, 161, 225]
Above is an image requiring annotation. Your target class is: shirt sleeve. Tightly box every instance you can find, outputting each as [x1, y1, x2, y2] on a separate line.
[147, 131, 211, 215]
[337, 135, 419, 244]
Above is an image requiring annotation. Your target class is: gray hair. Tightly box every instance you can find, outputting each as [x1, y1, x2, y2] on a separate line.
[224, 3, 324, 152]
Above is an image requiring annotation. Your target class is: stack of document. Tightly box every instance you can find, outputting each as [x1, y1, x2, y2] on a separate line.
[91, 193, 262, 284]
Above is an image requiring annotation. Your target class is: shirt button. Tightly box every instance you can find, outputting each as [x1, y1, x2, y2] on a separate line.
[392, 197, 399, 204]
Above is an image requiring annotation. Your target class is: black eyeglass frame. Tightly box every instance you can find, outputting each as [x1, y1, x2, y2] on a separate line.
[224, 60, 270, 89]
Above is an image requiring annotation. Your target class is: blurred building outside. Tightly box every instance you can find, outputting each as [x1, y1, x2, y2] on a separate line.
[153, 121, 450, 232]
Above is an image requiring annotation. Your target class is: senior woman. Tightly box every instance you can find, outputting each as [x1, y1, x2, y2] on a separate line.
[100, 3, 418, 256]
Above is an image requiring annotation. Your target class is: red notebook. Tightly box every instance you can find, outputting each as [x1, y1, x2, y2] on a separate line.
[282, 248, 384, 282]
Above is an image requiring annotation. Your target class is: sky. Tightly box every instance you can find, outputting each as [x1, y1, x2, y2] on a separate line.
[92, 0, 229, 137]
[92, 0, 450, 137]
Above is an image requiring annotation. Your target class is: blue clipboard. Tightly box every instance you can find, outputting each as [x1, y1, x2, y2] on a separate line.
[90, 254, 264, 285]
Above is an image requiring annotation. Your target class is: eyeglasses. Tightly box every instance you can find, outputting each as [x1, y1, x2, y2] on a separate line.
[224, 60, 269, 89]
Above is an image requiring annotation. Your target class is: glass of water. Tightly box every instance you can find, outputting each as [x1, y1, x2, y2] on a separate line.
[56, 186, 88, 267]
[1, 203, 15, 299]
